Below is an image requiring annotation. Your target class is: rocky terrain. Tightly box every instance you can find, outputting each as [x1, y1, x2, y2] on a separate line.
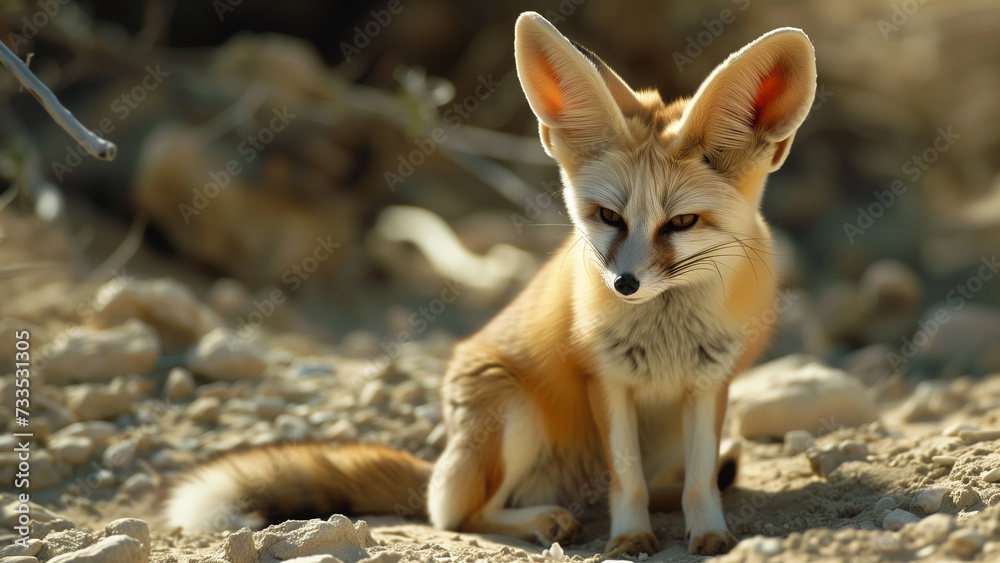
[1, 262, 999, 562]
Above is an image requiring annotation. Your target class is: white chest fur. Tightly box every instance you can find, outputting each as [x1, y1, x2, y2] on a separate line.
[582, 282, 738, 393]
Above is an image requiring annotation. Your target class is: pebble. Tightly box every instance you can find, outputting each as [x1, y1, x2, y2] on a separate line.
[752, 536, 783, 555]
[40, 320, 160, 383]
[121, 473, 154, 495]
[65, 385, 131, 422]
[916, 487, 948, 513]
[207, 278, 251, 318]
[1, 556, 39, 563]
[164, 368, 196, 400]
[104, 518, 150, 555]
[873, 497, 896, 514]
[31, 451, 63, 490]
[948, 529, 986, 557]
[882, 509, 921, 531]
[982, 468, 1000, 483]
[47, 436, 94, 466]
[50, 422, 117, 446]
[274, 414, 310, 441]
[92, 276, 218, 344]
[729, 357, 878, 439]
[358, 381, 388, 408]
[102, 440, 138, 470]
[898, 380, 965, 422]
[252, 397, 287, 420]
[186, 328, 267, 380]
[0, 538, 42, 557]
[957, 429, 1000, 442]
[321, 419, 358, 442]
[187, 396, 223, 425]
[874, 534, 901, 553]
[932, 455, 958, 467]
[46, 535, 145, 563]
[911, 513, 955, 544]
[807, 441, 869, 478]
[943, 422, 978, 437]
[783, 430, 816, 455]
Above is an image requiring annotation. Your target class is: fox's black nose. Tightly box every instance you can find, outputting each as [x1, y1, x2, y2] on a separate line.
[614, 273, 639, 296]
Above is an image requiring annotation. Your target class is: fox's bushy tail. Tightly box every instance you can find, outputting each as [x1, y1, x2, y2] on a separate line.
[162, 442, 432, 532]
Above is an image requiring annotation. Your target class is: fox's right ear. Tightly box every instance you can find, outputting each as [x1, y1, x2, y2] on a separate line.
[679, 28, 817, 175]
[514, 12, 628, 161]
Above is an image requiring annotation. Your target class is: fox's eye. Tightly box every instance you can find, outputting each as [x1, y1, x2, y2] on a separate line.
[599, 207, 625, 228]
[668, 214, 698, 230]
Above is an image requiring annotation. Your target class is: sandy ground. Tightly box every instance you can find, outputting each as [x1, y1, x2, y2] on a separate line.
[3, 350, 999, 563]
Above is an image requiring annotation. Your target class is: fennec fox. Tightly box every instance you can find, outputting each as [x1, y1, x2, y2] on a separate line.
[164, 12, 816, 557]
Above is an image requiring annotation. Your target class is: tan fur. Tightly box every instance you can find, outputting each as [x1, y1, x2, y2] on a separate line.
[163, 13, 816, 558]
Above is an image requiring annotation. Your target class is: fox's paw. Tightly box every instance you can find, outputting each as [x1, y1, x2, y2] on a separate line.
[532, 508, 583, 545]
[604, 532, 660, 557]
[688, 530, 738, 555]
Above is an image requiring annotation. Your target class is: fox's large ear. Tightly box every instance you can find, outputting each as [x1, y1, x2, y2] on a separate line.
[680, 28, 816, 174]
[514, 12, 631, 160]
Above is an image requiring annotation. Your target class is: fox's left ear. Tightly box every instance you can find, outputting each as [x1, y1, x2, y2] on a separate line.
[680, 28, 816, 174]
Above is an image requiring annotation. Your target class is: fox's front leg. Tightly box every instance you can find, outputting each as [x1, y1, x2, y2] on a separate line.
[682, 384, 737, 555]
[591, 382, 659, 557]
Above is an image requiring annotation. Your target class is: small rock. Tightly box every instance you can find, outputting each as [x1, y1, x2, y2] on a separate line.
[916, 487, 948, 513]
[807, 441, 869, 478]
[92, 276, 218, 343]
[321, 419, 358, 442]
[358, 381, 387, 408]
[65, 385, 131, 422]
[729, 357, 879, 439]
[251, 397, 287, 420]
[873, 497, 896, 515]
[751, 536, 783, 556]
[898, 380, 965, 422]
[47, 436, 94, 466]
[186, 328, 267, 380]
[948, 529, 986, 557]
[104, 518, 150, 555]
[943, 423, 978, 437]
[0, 556, 39, 563]
[0, 538, 42, 557]
[874, 534, 901, 553]
[882, 509, 920, 531]
[932, 455, 958, 467]
[912, 513, 955, 544]
[541, 541, 564, 560]
[102, 440, 138, 470]
[121, 473, 154, 496]
[213, 526, 257, 562]
[958, 429, 1000, 442]
[36, 527, 95, 558]
[188, 396, 222, 425]
[274, 414, 310, 441]
[164, 368, 196, 400]
[31, 452, 63, 491]
[783, 430, 816, 455]
[40, 320, 160, 383]
[50, 422, 117, 447]
[207, 278, 251, 318]
[982, 468, 1000, 483]
[46, 535, 145, 563]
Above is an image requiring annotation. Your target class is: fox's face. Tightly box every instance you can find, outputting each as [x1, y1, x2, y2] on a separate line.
[515, 14, 816, 304]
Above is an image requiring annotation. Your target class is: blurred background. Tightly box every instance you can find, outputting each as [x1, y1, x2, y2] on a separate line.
[1, 0, 999, 386]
